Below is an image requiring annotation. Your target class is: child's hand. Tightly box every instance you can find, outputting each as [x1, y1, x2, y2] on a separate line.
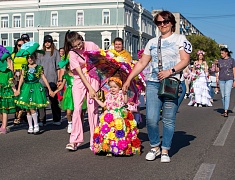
[14, 90, 20, 97]
[49, 90, 55, 97]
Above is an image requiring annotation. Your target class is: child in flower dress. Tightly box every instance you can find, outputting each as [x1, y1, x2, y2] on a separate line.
[93, 77, 141, 156]
[15, 53, 53, 134]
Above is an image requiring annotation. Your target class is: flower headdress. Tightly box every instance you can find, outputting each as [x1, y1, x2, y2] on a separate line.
[16, 41, 44, 57]
[109, 77, 122, 86]
[197, 50, 205, 55]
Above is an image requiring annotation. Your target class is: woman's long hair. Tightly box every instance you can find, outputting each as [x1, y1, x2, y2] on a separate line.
[63, 30, 84, 60]
[13, 38, 23, 54]
[42, 41, 56, 56]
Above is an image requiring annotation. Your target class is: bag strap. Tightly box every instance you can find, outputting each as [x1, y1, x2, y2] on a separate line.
[157, 36, 163, 72]
[157, 36, 182, 80]
[71, 49, 85, 61]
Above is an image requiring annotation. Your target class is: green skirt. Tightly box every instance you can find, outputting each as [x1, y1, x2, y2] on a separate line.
[15, 82, 49, 110]
[0, 87, 16, 114]
[60, 87, 74, 110]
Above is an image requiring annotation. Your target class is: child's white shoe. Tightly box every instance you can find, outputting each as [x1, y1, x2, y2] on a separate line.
[28, 127, 34, 134]
[67, 122, 72, 134]
[33, 125, 40, 135]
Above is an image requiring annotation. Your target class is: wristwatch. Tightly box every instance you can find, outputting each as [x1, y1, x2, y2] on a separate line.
[171, 68, 176, 75]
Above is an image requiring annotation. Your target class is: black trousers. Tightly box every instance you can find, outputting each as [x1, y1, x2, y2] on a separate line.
[38, 83, 61, 124]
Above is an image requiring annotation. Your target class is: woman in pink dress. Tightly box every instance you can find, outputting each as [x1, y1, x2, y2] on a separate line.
[63, 31, 100, 151]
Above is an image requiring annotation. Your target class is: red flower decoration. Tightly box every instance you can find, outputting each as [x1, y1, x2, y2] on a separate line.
[127, 112, 134, 120]
[124, 119, 131, 127]
[93, 133, 99, 139]
[131, 138, 141, 148]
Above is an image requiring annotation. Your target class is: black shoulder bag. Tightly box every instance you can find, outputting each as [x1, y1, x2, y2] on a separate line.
[157, 36, 180, 99]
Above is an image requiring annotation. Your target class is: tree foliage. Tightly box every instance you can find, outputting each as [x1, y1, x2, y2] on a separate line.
[186, 34, 221, 66]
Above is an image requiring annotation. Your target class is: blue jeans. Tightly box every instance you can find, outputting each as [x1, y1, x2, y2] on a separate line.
[146, 81, 179, 150]
[178, 81, 186, 106]
[219, 80, 233, 111]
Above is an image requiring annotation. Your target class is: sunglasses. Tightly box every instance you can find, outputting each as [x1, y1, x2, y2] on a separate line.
[17, 44, 22, 47]
[156, 20, 170, 26]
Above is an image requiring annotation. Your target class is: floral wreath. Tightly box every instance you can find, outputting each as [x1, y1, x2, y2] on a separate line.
[197, 50, 205, 55]
[109, 77, 122, 86]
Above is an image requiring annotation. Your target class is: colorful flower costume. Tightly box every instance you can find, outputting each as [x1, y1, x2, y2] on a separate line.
[93, 90, 141, 155]
[0, 69, 16, 114]
[15, 65, 49, 109]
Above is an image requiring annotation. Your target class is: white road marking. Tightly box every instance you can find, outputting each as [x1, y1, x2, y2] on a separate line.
[193, 163, 216, 180]
[213, 116, 234, 146]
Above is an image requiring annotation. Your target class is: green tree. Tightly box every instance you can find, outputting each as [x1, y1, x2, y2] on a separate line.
[186, 34, 221, 66]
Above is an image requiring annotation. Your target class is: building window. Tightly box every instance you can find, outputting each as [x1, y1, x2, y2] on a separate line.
[76, 11, 84, 26]
[125, 9, 132, 26]
[25, 14, 34, 27]
[51, 12, 58, 26]
[1, 16, 8, 28]
[101, 31, 111, 49]
[102, 10, 110, 25]
[1, 34, 8, 46]
[49, 32, 59, 49]
[13, 33, 21, 45]
[13, 15, 21, 28]
[104, 38, 110, 50]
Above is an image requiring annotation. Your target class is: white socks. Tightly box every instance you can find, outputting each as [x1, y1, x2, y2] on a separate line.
[31, 112, 38, 128]
[27, 114, 33, 128]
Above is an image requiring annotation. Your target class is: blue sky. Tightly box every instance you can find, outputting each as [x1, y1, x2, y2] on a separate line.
[137, 0, 235, 57]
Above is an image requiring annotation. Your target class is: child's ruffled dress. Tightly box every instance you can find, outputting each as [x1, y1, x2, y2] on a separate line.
[15, 65, 49, 109]
[92, 90, 141, 155]
[0, 69, 16, 114]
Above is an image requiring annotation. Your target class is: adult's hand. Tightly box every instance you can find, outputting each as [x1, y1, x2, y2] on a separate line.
[89, 88, 96, 99]
[158, 69, 171, 81]
[122, 80, 130, 95]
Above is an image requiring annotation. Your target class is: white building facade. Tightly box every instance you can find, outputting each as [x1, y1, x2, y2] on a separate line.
[0, 0, 156, 59]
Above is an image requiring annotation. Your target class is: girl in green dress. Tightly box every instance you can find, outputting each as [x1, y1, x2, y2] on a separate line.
[53, 63, 87, 133]
[0, 68, 17, 134]
[15, 53, 53, 134]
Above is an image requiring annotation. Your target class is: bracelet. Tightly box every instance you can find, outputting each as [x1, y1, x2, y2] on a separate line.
[57, 80, 62, 82]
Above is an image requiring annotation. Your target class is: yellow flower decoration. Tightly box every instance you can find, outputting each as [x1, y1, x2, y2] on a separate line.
[100, 49, 106, 57]
[109, 121, 115, 127]
[100, 115, 104, 123]
[107, 132, 115, 140]
[94, 127, 100, 134]
[103, 139, 109, 144]
[115, 124, 123, 130]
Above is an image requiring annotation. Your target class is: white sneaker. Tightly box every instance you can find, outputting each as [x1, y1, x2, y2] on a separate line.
[33, 126, 40, 134]
[28, 127, 33, 134]
[53, 121, 61, 126]
[145, 148, 161, 161]
[194, 103, 197, 107]
[67, 123, 72, 134]
[198, 104, 202, 107]
[161, 153, 171, 163]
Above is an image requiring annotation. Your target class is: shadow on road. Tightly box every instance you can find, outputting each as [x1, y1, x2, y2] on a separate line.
[170, 131, 196, 157]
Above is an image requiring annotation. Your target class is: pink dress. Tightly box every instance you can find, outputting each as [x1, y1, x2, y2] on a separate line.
[69, 41, 100, 147]
[92, 91, 141, 156]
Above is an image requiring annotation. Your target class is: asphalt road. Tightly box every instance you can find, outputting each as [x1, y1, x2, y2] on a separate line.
[1, 90, 235, 180]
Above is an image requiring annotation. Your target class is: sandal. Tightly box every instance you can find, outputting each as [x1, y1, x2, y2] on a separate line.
[13, 118, 21, 125]
[224, 112, 228, 117]
[65, 143, 79, 151]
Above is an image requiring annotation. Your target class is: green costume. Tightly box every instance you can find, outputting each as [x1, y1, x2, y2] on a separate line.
[15, 65, 49, 110]
[60, 73, 87, 111]
[60, 73, 74, 110]
[0, 69, 16, 114]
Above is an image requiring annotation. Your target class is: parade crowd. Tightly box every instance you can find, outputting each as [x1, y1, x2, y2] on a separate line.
[1, 10, 234, 163]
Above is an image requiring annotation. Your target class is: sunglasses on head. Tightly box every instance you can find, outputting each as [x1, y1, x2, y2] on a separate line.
[17, 44, 22, 47]
[156, 20, 170, 26]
